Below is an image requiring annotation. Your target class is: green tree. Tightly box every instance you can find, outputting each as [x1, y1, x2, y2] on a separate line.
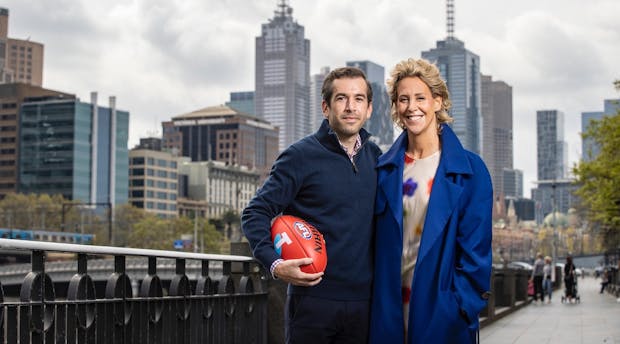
[127, 214, 173, 250]
[127, 214, 225, 252]
[572, 80, 620, 251]
[202, 220, 228, 253]
[222, 209, 241, 240]
[0, 193, 67, 230]
[113, 204, 148, 246]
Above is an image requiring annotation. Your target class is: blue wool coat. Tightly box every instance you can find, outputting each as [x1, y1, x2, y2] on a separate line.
[369, 124, 493, 344]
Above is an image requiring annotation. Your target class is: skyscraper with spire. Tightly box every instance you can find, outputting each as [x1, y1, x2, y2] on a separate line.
[255, 0, 311, 152]
[421, 0, 482, 154]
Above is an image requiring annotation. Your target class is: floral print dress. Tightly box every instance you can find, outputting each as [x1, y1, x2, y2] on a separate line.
[401, 150, 440, 326]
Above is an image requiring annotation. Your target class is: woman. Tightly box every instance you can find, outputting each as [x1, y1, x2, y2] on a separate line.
[564, 256, 577, 302]
[543, 256, 553, 303]
[531, 253, 545, 303]
[369, 58, 493, 343]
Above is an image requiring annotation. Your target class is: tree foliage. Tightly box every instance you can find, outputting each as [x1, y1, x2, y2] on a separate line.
[112, 203, 149, 246]
[572, 80, 620, 251]
[127, 214, 225, 253]
[1, 193, 226, 253]
[0, 193, 67, 230]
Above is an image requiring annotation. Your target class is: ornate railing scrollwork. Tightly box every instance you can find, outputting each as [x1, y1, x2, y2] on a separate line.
[0, 238, 268, 343]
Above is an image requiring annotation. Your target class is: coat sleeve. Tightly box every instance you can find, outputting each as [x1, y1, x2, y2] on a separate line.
[453, 156, 493, 326]
[241, 146, 302, 270]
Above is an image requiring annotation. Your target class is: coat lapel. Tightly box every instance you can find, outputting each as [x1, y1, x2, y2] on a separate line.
[415, 124, 472, 266]
[377, 132, 407, 234]
[415, 165, 462, 265]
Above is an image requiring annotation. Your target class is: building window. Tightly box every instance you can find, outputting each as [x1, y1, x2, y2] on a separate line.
[131, 157, 145, 165]
[131, 190, 144, 198]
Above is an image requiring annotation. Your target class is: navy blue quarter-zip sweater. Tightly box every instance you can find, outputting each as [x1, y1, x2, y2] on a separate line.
[242, 119, 381, 300]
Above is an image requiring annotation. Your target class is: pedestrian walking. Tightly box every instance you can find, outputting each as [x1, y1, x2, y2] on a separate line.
[531, 253, 545, 303]
[543, 256, 553, 303]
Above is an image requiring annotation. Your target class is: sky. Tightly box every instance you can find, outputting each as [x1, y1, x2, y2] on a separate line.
[3, 0, 620, 194]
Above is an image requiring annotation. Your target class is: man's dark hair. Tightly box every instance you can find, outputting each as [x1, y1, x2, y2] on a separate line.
[321, 67, 373, 104]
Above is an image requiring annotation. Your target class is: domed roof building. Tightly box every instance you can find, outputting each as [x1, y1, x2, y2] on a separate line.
[542, 211, 568, 228]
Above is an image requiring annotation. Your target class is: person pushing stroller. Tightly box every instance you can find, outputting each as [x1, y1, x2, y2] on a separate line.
[562, 256, 580, 303]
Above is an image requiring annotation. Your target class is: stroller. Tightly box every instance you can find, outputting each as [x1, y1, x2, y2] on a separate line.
[561, 271, 581, 303]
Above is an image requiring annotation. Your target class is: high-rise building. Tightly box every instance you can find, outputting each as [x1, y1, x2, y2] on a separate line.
[504, 197, 535, 222]
[310, 66, 329, 131]
[178, 160, 260, 226]
[255, 0, 311, 152]
[18, 92, 129, 208]
[481, 74, 513, 197]
[604, 98, 620, 116]
[163, 105, 278, 181]
[581, 99, 619, 162]
[161, 121, 182, 156]
[0, 83, 74, 198]
[536, 110, 567, 180]
[129, 138, 180, 218]
[502, 168, 523, 199]
[421, 3, 482, 154]
[0, 8, 44, 86]
[346, 60, 393, 150]
[225, 91, 255, 116]
[532, 109, 573, 223]
[581, 111, 604, 162]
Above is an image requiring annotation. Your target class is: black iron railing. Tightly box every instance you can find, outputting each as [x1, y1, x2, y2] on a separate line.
[0, 238, 267, 344]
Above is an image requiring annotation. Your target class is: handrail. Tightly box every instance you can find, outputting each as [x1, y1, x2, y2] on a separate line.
[0, 238, 267, 343]
[0, 238, 254, 262]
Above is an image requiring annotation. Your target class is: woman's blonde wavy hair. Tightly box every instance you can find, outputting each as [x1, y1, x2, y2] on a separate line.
[387, 58, 453, 130]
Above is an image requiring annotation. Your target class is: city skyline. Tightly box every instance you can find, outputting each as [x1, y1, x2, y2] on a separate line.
[3, 0, 619, 193]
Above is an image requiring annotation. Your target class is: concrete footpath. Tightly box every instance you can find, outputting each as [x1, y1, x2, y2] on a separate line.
[480, 276, 620, 343]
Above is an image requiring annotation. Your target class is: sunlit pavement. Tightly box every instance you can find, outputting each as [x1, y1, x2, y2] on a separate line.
[480, 276, 620, 343]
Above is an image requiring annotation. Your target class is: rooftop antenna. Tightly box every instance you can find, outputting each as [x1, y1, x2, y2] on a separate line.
[275, 0, 290, 18]
[446, 0, 455, 40]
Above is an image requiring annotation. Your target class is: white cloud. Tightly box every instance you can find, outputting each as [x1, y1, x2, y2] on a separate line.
[3, 0, 620, 193]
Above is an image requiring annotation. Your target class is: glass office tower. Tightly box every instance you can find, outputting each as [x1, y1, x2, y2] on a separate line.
[422, 38, 482, 154]
[18, 94, 128, 206]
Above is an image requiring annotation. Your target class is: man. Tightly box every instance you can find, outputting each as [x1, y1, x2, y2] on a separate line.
[242, 67, 381, 343]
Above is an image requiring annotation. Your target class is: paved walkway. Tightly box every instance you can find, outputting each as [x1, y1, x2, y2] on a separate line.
[480, 276, 620, 343]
